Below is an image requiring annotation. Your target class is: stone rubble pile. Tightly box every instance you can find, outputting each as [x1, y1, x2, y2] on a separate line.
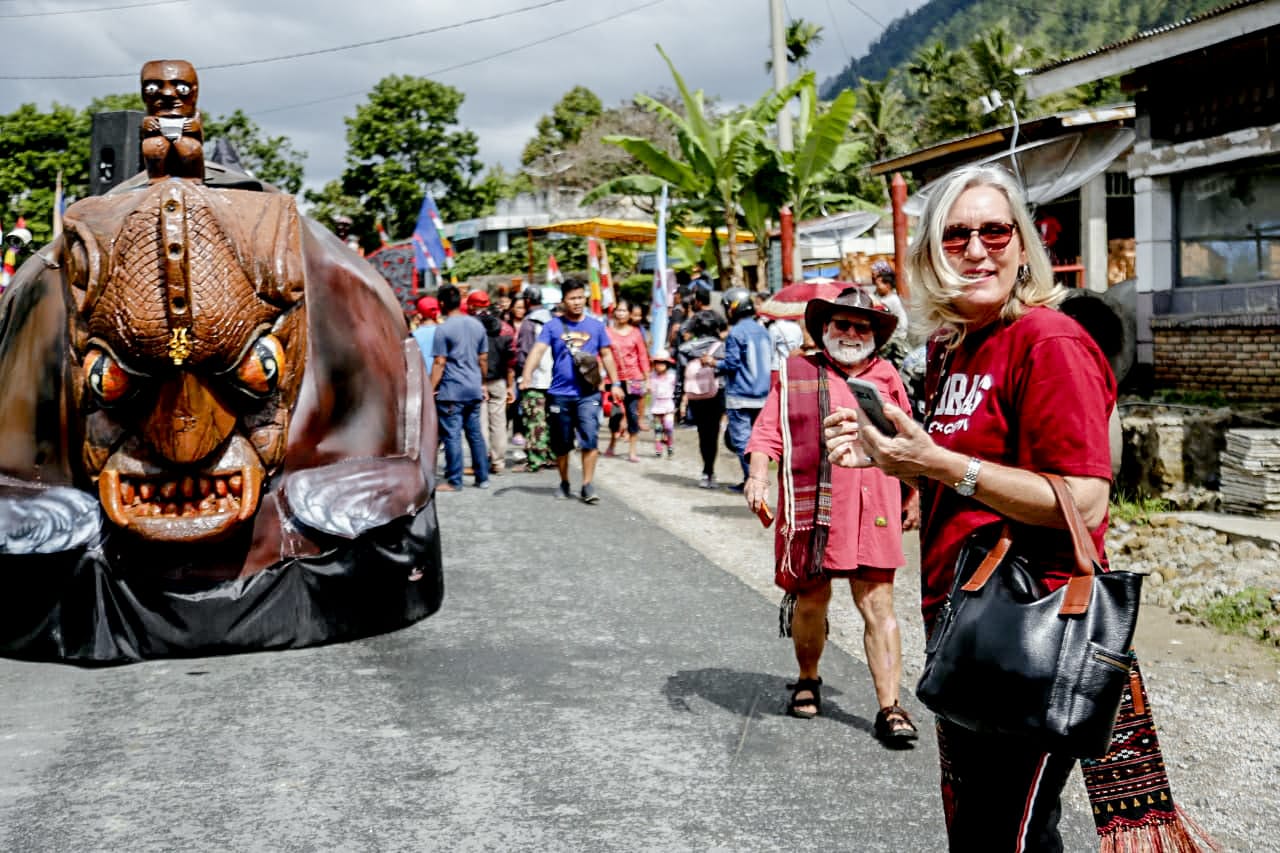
[1107, 516, 1280, 642]
[1220, 429, 1280, 517]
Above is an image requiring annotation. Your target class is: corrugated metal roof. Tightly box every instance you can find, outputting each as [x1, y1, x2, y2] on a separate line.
[1030, 0, 1270, 75]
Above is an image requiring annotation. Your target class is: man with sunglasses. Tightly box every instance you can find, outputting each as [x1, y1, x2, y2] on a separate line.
[741, 287, 920, 741]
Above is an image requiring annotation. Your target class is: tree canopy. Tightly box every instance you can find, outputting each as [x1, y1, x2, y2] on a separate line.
[0, 102, 90, 245]
[336, 75, 488, 247]
[521, 86, 604, 167]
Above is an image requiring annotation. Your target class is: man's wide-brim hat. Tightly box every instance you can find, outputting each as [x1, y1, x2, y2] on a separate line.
[804, 286, 898, 351]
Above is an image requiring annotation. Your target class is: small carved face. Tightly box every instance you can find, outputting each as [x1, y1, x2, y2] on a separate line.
[141, 60, 199, 117]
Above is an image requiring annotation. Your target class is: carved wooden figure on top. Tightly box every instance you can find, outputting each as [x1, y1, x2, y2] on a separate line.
[140, 59, 205, 181]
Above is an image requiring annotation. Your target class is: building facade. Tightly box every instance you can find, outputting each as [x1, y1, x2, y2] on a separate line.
[1028, 0, 1280, 399]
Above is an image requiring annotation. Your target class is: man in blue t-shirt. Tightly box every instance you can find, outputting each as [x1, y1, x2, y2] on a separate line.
[431, 284, 490, 491]
[520, 278, 622, 504]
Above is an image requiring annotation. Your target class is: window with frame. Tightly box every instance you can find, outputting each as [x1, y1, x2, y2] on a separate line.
[1177, 158, 1280, 286]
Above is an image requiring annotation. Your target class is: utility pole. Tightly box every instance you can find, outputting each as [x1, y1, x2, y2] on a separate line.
[770, 0, 792, 151]
[769, 0, 797, 286]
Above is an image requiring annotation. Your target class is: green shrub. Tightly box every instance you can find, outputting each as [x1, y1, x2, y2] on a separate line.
[1198, 587, 1280, 643]
[1110, 492, 1171, 525]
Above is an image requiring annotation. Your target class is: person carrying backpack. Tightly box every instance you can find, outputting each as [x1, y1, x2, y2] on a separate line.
[706, 287, 773, 492]
[469, 290, 515, 475]
[676, 310, 726, 489]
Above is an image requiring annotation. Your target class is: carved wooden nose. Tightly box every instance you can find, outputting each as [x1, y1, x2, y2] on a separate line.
[142, 372, 236, 465]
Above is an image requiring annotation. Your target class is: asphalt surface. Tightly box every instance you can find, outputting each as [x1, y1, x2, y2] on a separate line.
[0, 468, 1097, 852]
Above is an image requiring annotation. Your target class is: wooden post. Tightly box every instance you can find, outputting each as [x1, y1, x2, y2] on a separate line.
[526, 226, 535, 287]
[780, 206, 795, 284]
[891, 172, 909, 298]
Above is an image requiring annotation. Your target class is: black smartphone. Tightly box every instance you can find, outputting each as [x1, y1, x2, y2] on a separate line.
[846, 377, 898, 436]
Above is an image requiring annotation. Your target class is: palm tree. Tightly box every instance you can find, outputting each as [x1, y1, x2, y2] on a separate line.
[851, 74, 912, 197]
[906, 41, 951, 100]
[786, 18, 824, 66]
[766, 18, 824, 72]
[967, 24, 1037, 129]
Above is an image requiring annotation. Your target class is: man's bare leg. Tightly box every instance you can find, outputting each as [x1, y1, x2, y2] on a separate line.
[790, 581, 832, 715]
[581, 448, 599, 485]
[850, 578, 903, 710]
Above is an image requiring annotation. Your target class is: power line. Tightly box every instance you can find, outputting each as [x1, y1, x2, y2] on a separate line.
[0, 0, 189, 18]
[824, 0, 856, 70]
[845, 0, 886, 32]
[0, 0, 573, 80]
[253, 0, 667, 117]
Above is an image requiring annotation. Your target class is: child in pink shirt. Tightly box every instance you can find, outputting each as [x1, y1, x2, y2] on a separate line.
[648, 351, 678, 457]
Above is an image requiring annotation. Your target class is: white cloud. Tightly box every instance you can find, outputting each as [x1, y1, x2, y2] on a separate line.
[1, 0, 924, 195]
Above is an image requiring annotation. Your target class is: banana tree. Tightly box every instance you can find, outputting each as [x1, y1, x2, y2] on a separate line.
[586, 45, 807, 287]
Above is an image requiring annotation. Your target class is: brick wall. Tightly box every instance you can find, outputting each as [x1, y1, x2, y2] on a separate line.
[1152, 313, 1280, 400]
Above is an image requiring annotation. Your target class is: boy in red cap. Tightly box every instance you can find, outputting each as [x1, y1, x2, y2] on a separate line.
[411, 296, 441, 368]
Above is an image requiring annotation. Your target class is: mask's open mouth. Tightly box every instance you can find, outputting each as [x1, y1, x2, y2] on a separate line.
[97, 435, 265, 542]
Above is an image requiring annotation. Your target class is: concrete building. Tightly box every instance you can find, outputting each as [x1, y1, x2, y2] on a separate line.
[443, 189, 651, 255]
[1027, 0, 1280, 399]
[870, 106, 1137, 296]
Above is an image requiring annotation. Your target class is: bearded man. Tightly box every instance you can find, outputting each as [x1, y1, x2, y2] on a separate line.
[743, 287, 922, 742]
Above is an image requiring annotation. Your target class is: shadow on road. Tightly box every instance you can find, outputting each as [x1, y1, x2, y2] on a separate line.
[643, 471, 704, 488]
[688, 504, 755, 520]
[663, 667, 875, 735]
[490, 484, 562, 498]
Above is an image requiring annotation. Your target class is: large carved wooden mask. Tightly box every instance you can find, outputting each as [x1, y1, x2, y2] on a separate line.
[61, 181, 307, 543]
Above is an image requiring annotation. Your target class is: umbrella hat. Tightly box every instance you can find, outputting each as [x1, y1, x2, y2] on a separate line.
[804, 286, 898, 351]
[757, 280, 847, 322]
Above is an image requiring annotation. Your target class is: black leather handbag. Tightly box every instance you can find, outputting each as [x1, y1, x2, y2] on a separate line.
[916, 474, 1142, 759]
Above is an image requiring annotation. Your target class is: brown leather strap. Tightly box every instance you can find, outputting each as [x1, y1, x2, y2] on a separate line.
[959, 474, 1103, 616]
[960, 526, 1012, 592]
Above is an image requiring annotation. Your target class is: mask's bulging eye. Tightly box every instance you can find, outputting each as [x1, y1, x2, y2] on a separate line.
[235, 335, 284, 397]
[84, 349, 132, 406]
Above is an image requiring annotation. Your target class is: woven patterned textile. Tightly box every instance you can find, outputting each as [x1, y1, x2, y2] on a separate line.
[1083, 658, 1219, 852]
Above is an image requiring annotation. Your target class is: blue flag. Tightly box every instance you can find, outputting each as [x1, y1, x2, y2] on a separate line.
[412, 196, 446, 274]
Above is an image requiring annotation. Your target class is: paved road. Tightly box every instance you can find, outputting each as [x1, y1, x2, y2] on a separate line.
[0, 469, 1098, 852]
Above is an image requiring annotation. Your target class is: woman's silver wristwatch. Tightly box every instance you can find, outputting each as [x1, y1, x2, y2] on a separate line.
[954, 457, 982, 497]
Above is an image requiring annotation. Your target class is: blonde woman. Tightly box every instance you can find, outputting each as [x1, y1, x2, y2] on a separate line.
[824, 164, 1115, 850]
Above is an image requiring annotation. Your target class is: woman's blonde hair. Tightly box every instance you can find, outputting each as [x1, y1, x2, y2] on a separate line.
[906, 164, 1064, 346]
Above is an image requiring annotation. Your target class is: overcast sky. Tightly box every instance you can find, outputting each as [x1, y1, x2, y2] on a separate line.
[0, 0, 926, 198]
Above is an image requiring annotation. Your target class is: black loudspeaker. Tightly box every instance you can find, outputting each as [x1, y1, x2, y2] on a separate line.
[89, 111, 144, 196]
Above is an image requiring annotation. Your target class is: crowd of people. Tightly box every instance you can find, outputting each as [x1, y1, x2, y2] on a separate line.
[404, 165, 1205, 849]
[410, 271, 846, 501]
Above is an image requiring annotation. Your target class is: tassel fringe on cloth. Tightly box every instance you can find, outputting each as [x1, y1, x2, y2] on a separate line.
[1085, 658, 1220, 852]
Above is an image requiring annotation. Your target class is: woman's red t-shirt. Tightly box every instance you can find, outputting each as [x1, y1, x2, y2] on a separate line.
[919, 306, 1116, 626]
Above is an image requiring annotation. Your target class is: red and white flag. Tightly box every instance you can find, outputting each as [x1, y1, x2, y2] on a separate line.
[546, 253, 563, 284]
[599, 241, 615, 310]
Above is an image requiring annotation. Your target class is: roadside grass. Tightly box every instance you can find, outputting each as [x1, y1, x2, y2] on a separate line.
[1110, 492, 1171, 525]
[1198, 587, 1280, 646]
[1149, 388, 1231, 408]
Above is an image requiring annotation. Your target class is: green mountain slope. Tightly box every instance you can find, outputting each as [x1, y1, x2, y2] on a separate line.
[820, 0, 1231, 99]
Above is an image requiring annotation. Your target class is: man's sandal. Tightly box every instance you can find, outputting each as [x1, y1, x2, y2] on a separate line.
[874, 703, 919, 742]
[786, 677, 822, 719]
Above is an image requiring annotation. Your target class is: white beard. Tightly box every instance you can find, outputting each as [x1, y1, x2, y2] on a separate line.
[823, 332, 874, 367]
